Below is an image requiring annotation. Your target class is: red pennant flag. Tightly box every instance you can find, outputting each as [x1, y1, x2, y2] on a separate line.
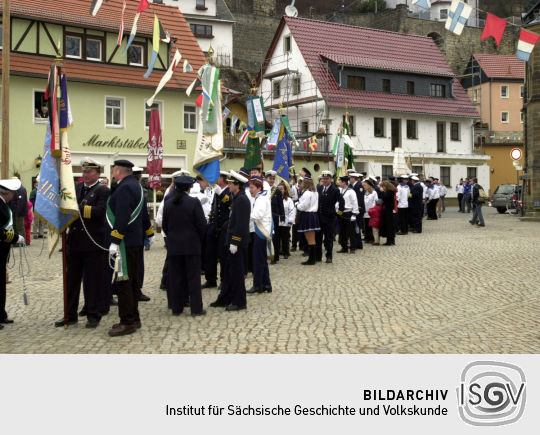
[481, 13, 507, 46]
[195, 93, 204, 107]
[137, 0, 150, 13]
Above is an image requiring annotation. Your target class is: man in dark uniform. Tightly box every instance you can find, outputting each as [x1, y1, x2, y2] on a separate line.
[409, 176, 424, 233]
[265, 170, 285, 264]
[210, 170, 250, 311]
[349, 172, 364, 250]
[162, 176, 207, 316]
[316, 170, 344, 263]
[132, 166, 151, 302]
[203, 171, 231, 289]
[0, 178, 25, 329]
[54, 158, 110, 328]
[107, 160, 154, 337]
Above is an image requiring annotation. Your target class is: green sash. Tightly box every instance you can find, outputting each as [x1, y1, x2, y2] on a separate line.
[106, 185, 144, 281]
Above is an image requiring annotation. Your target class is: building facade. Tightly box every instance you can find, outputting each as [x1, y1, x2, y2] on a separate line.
[258, 16, 488, 196]
[0, 0, 207, 192]
[461, 54, 525, 193]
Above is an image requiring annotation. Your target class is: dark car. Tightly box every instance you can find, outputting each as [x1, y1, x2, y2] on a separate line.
[490, 184, 522, 214]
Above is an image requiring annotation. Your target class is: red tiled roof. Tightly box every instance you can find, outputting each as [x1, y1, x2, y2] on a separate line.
[473, 54, 525, 79]
[0, 0, 206, 90]
[265, 17, 478, 118]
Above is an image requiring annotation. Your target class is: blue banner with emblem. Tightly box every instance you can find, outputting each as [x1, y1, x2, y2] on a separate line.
[272, 122, 291, 186]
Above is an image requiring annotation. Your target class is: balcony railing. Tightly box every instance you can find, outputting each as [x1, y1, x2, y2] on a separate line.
[223, 133, 333, 156]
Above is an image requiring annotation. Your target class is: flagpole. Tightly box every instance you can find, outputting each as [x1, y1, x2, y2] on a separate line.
[1, 0, 10, 177]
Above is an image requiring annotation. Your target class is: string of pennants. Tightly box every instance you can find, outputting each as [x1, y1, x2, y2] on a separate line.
[412, 0, 539, 61]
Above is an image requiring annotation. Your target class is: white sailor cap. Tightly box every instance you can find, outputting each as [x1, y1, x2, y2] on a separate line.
[0, 178, 21, 192]
[410, 173, 418, 177]
[219, 170, 230, 177]
[411, 176, 420, 181]
[80, 157, 104, 170]
[349, 172, 361, 178]
[369, 175, 377, 182]
[346, 169, 356, 174]
[297, 176, 304, 182]
[227, 170, 248, 184]
[132, 166, 144, 173]
[265, 170, 277, 177]
[400, 175, 409, 179]
[172, 169, 191, 178]
[320, 170, 333, 178]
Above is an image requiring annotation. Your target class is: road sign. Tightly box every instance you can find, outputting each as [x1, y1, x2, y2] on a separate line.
[511, 148, 522, 160]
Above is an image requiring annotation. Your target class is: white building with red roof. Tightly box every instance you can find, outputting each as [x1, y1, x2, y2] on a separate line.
[259, 16, 489, 194]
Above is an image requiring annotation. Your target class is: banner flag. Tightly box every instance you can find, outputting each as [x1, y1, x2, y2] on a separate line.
[411, 0, 431, 9]
[247, 97, 266, 137]
[267, 119, 281, 149]
[147, 49, 181, 107]
[117, 0, 127, 46]
[230, 115, 239, 135]
[272, 122, 291, 186]
[445, 0, 472, 36]
[90, 0, 103, 16]
[517, 29, 540, 62]
[122, 0, 150, 55]
[481, 13, 507, 46]
[244, 134, 262, 170]
[147, 108, 163, 190]
[183, 59, 193, 73]
[143, 15, 162, 78]
[239, 129, 250, 145]
[281, 115, 297, 145]
[222, 107, 231, 121]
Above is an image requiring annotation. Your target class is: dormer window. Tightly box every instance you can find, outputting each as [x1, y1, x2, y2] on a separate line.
[348, 76, 365, 90]
[382, 79, 391, 93]
[430, 84, 446, 97]
[66, 35, 82, 59]
[196, 0, 207, 10]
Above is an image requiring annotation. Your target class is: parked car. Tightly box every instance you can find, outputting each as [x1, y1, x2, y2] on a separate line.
[490, 184, 522, 214]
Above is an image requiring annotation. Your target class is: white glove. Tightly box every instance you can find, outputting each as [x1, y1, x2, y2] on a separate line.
[213, 184, 222, 196]
[229, 244, 238, 255]
[148, 236, 155, 245]
[109, 243, 119, 255]
[351, 215, 356, 222]
[17, 235, 26, 246]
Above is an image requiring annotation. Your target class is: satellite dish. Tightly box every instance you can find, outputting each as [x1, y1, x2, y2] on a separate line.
[285, 1, 298, 17]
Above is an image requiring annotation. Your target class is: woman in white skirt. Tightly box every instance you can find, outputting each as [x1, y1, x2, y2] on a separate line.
[296, 175, 320, 265]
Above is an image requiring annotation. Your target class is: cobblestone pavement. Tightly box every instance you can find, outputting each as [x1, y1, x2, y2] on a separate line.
[0, 207, 539, 354]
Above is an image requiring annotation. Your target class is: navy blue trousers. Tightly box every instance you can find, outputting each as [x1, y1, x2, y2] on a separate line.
[316, 216, 335, 260]
[252, 235, 271, 288]
[168, 254, 203, 315]
[218, 248, 247, 307]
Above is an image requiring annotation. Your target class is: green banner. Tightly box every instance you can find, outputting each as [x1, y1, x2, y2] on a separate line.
[244, 134, 262, 170]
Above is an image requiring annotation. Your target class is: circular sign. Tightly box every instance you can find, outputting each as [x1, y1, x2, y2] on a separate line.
[511, 148, 522, 160]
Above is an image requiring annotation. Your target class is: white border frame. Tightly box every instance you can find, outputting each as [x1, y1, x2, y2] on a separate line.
[500, 85, 509, 99]
[183, 103, 198, 132]
[144, 99, 164, 131]
[128, 44, 144, 67]
[86, 38, 103, 62]
[501, 111, 510, 124]
[32, 89, 49, 125]
[104, 95, 126, 129]
[65, 35, 82, 59]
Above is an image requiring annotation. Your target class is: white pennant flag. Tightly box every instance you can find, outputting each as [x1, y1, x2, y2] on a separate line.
[147, 50, 182, 107]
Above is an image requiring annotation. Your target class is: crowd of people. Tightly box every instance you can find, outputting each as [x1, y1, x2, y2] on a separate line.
[0, 159, 487, 336]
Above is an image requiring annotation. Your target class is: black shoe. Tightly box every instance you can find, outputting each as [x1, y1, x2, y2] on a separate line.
[172, 311, 183, 316]
[0, 318, 14, 324]
[263, 286, 272, 293]
[247, 287, 264, 294]
[302, 246, 316, 265]
[54, 318, 77, 327]
[160, 284, 167, 290]
[396, 231, 404, 235]
[226, 304, 246, 311]
[337, 249, 348, 253]
[79, 308, 87, 317]
[210, 300, 227, 308]
[191, 310, 206, 317]
[85, 318, 100, 329]
[138, 293, 151, 302]
[302, 251, 308, 257]
[202, 281, 217, 289]
[325, 258, 332, 263]
[100, 310, 110, 316]
[469, 220, 475, 225]
[283, 254, 289, 259]
[383, 241, 395, 246]
[270, 260, 277, 265]
[477, 223, 485, 227]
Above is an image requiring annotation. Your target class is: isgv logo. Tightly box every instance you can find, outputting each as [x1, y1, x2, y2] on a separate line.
[457, 361, 526, 426]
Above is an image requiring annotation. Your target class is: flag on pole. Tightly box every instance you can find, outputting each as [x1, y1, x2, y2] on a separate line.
[267, 119, 281, 150]
[517, 29, 540, 62]
[281, 115, 298, 146]
[230, 115, 239, 135]
[272, 122, 292, 185]
[481, 13, 507, 47]
[445, 0, 472, 36]
[193, 81, 224, 184]
[144, 15, 165, 78]
[183, 59, 193, 73]
[45, 65, 60, 157]
[117, 0, 127, 46]
[247, 96, 266, 137]
[308, 136, 318, 152]
[222, 107, 231, 121]
[411, 0, 431, 9]
[186, 77, 200, 97]
[239, 129, 250, 145]
[122, 0, 150, 56]
[195, 94, 204, 107]
[147, 108, 163, 190]
[146, 49, 181, 107]
[244, 134, 262, 170]
[90, 0, 104, 16]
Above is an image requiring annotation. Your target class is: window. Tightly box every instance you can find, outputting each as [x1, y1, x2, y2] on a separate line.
[105, 97, 124, 128]
[196, 0, 207, 10]
[472, 89, 478, 102]
[501, 112, 509, 123]
[382, 79, 391, 93]
[374, 118, 385, 137]
[284, 36, 291, 53]
[430, 84, 446, 97]
[436, 121, 446, 153]
[343, 115, 355, 136]
[292, 76, 301, 95]
[382, 165, 393, 180]
[65, 35, 82, 59]
[407, 81, 415, 95]
[145, 100, 164, 130]
[467, 167, 477, 179]
[521, 110, 524, 124]
[501, 85, 508, 98]
[450, 122, 460, 141]
[348, 76, 365, 90]
[33, 90, 48, 123]
[273, 81, 281, 98]
[440, 9, 448, 19]
[128, 44, 144, 66]
[184, 104, 197, 131]
[520, 85, 525, 98]
[86, 38, 102, 61]
[301, 121, 309, 134]
[406, 120, 417, 139]
[189, 24, 213, 38]
[440, 167, 450, 187]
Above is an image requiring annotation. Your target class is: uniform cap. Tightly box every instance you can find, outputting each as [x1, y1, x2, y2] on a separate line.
[114, 159, 134, 169]
[411, 176, 420, 181]
[320, 170, 333, 178]
[174, 176, 195, 188]
[302, 167, 312, 178]
[265, 170, 277, 177]
[401, 175, 409, 179]
[238, 167, 250, 178]
[132, 166, 144, 173]
[0, 178, 21, 192]
[219, 171, 230, 177]
[388, 175, 396, 181]
[80, 157, 104, 170]
[339, 176, 350, 182]
[349, 172, 361, 178]
[369, 176, 377, 182]
[346, 169, 356, 174]
[227, 170, 248, 184]
[172, 169, 191, 178]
